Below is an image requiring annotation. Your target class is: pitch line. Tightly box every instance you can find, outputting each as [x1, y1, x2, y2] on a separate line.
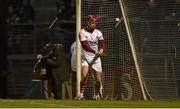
[30, 101, 75, 108]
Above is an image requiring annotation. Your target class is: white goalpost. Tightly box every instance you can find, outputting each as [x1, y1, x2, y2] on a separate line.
[118, 0, 147, 100]
[76, 0, 81, 97]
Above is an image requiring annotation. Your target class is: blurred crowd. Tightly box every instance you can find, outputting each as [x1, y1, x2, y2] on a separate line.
[140, 0, 179, 23]
[56, 0, 75, 20]
[7, 0, 75, 24]
[7, 0, 35, 24]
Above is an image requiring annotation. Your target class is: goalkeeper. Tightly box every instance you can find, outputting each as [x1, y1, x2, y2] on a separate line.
[75, 15, 105, 100]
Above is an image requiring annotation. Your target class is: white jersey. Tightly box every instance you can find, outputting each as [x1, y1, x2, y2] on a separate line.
[71, 42, 83, 72]
[80, 28, 104, 58]
[70, 42, 77, 72]
[79, 28, 104, 72]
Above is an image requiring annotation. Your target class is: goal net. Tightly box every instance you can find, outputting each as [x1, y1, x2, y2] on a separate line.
[79, 0, 180, 100]
[122, 0, 180, 99]
[80, 0, 144, 100]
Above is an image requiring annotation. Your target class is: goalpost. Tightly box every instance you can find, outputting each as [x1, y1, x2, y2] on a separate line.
[76, 0, 81, 97]
[119, 0, 147, 100]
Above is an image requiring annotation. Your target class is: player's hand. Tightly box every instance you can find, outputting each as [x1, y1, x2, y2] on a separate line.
[95, 49, 104, 57]
[98, 49, 104, 55]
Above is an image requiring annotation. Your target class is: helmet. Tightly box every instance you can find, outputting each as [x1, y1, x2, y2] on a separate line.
[86, 15, 98, 22]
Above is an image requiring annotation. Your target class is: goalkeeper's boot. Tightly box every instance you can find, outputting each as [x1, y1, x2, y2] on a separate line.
[74, 95, 85, 100]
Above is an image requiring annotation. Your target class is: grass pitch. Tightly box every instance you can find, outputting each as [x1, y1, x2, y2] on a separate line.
[0, 99, 180, 108]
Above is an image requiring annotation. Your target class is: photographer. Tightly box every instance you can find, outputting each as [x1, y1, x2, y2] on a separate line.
[34, 43, 68, 99]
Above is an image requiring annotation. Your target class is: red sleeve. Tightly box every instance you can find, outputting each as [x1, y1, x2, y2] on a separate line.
[81, 41, 96, 53]
[99, 39, 106, 50]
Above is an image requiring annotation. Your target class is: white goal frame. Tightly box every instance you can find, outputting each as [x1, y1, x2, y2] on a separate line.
[119, 0, 147, 100]
[76, 0, 81, 97]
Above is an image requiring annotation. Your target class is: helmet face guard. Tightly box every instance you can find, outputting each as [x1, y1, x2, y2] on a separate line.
[86, 15, 99, 31]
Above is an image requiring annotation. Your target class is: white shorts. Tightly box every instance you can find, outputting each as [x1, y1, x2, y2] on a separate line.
[81, 56, 102, 72]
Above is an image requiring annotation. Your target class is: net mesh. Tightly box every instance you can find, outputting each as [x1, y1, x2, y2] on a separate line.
[81, 0, 143, 100]
[123, 0, 180, 99]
